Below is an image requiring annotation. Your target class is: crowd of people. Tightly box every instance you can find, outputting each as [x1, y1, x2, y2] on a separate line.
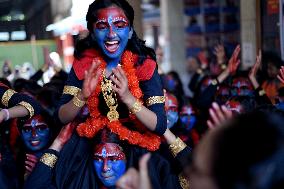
[1, 0, 284, 188]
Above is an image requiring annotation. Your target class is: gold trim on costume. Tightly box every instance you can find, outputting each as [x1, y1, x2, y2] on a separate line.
[40, 153, 58, 168]
[169, 137, 187, 158]
[18, 101, 34, 118]
[63, 86, 81, 96]
[146, 96, 165, 107]
[179, 173, 190, 189]
[1, 89, 17, 107]
[72, 95, 86, 108]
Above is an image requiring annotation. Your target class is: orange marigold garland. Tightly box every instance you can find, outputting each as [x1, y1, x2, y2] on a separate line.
[76, 50, 161, 151]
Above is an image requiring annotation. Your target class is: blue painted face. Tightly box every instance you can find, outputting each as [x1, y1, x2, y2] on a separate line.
[21, 116, 50, 152]
[93, 143, 126, 187]
[93, 7, 130, 64]
[167, 110, 179, 129]
[180, 115, 196, 131]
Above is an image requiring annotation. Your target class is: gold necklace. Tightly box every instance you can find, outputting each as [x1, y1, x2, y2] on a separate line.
[101, 69, 119, 122]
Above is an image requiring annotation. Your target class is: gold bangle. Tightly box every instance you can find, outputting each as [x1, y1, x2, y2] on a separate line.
[18, 101, 34, 118]
[169, 137, 187, 158]
[63, 86, 81, 96]
[72, 95, 85, 108]
[2, 89, 17, 107]
[129, 100, 142, 114]
[40, 153, 58, 168]
[146, 96, 165, 107]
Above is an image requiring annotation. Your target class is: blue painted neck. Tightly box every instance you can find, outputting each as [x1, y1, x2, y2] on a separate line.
[105, 56, 120, 71]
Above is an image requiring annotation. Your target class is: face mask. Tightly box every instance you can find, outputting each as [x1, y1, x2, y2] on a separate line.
[180, 115, 196, 131]
[231, 79, 254, 97]
[167, 110, 179, 129]
[93, 143, 126, 187]
[93, 7, 130, 61]
[165, 78, 176, 92]
[21, 115, 50, 152]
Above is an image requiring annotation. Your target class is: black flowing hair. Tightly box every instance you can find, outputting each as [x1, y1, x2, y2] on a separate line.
[74, 0, 156, 65]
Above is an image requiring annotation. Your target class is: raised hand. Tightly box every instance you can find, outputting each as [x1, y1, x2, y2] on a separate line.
[116, 153, 152, 189]
[277, 66, 284, 84]
[249, 50, 262, 89]
[214, 44, 226, 64]
[110, 66, 134, 104]
[81, 59, 102, 100]
[49, 123, 76, 152]
[227, 45, 241, 75]
[25, 154, 38, 175]
[207, 102, 233, 129]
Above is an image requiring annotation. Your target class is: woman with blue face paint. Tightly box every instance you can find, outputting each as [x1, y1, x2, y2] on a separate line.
[28, 0, 187, 188]
[16, 110, 57, 186]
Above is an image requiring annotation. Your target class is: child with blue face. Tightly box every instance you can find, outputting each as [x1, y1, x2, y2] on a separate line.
[92, 6, 132, 71]
[21, 115, 50, 152]
[93, 143, 126, 188]
[165, 92, 179, 129]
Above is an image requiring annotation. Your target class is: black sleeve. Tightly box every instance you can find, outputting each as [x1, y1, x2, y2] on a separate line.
[30, 70, 44, 82]
[54, 68, 83, 124]
[0, 84, 42, 116]
[196, 84, 218, 109]
[139, 68, 167, 135]
[254, 87, 272, 106]
[23, 149, 59, 189]
[148, 153, 184, 189]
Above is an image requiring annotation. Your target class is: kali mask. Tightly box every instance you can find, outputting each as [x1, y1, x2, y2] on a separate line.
[21, 115, 50, 152]
[165, 93, 179, 129]
[93, 143, 126, 187]
[179, 104, 196, 131]
[231, 77, 254, 97]
[92, 6, 132, 61]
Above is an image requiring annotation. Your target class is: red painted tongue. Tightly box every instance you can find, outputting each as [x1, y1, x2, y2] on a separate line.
[105, 43, 119, 53]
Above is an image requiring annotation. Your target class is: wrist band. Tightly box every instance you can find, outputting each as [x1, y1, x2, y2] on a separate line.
[130, 99, 142, 114]
[40, 153, 58, 168]
[72, 95, 86, 108]
[1, 109, 9, 121]
[211, 78, 219, 86]
[169, 137, 187, 157]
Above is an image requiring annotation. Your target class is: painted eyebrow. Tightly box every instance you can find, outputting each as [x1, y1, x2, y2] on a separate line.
[95, 19, 107, 24]
[112, 17, 127, 23]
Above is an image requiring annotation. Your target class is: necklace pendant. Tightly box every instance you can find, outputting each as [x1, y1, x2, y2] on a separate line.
[107, 109, 119, 122]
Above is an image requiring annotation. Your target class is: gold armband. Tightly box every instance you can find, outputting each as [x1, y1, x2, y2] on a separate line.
[72, 95, 85, 108]
[130, 100, 142, 114]
[1, 89, 17, 107]
[179, 173, 190, 189]
[146, 96, 165, 107]
[40, 153, 58, 168]
[169, 137, 187, 157]
[18, 101, 34, 118]
[63, 86, 81, 96]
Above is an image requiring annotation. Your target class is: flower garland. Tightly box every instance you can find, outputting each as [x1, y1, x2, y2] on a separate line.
[76, 50, 161, 151]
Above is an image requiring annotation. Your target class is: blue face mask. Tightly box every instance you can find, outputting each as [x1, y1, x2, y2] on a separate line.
[180, 115, 196, 131]
[93, 145, 126, 187]
[165, 78, 176, 92]
[93, 7, 131, 67]
[21, 119, 50, 152]
[167, 110, 179, 129]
